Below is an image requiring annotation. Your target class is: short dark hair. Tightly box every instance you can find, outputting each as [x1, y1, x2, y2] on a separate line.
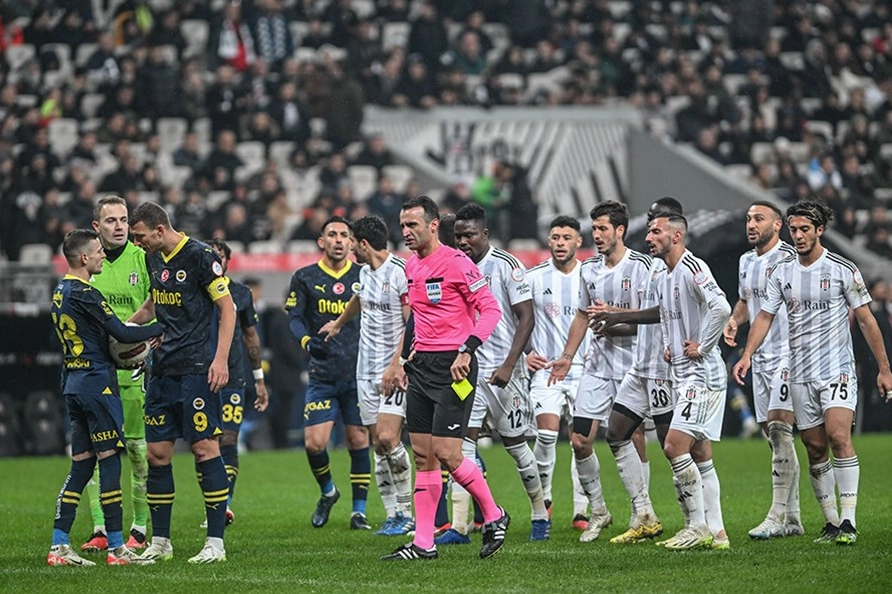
[62, 229, 99, 263]
[652, 212, 688, 231]
[243, 276, 261, 288]
[549, 215, 581, 232]
[352, 215, 388, 250]
[455, 202, 487, 226]
[205, 237, 232, 259]
[93, 195, 127, 222]
[402, 195, 439, 223]
[131, 201, 171, 229]
[786, 200, 834, 228]
[648, 196, 684, 221]
[590, 200, 629, 230]
[750, 200, 783, 219]
[321, 215, 352, 236]
[438, 213, 456, 247]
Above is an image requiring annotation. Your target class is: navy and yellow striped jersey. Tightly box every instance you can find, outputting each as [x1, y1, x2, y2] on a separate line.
[52, 275, 162, 395]
[285, 259, 360, 382]
[212, 276, 258, 389]
[146, 235, 230, 376]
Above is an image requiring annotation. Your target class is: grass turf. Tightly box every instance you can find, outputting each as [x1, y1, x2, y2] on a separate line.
[2, 435, 891, 594]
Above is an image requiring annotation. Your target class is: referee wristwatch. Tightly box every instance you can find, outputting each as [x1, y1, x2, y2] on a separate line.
[458, 336, 483, 355]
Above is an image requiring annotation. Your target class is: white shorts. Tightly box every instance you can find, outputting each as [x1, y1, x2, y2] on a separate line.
[752, 360, 795, 423]
[469, 373, 533, 439]
[574, 373, 621, 424]
[529, 369, 578, 419]
[613, 374, 674, 419]
[358, 378, 407, 426]
[670, 383, 726, 442]
[790, 373, 858, 431]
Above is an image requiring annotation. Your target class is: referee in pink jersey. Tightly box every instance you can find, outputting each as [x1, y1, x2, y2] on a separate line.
[381, 195, 510, 562]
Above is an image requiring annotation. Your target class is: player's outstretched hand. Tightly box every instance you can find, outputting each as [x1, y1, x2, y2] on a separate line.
[208, 358, 229, 392]
[722, 319, 738, 347]
[307, 336, 329, 359]
[546, 357, 571, 386]
[319, 321, 340, 342]
[526, 351, 548, 374]
[877, 369, 892, 403]
[732, 353, 751, 386]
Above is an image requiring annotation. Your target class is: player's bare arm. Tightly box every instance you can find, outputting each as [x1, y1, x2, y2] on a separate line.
[242, 324, 269, 412]
[209, 293, 236, 392]
[586, 300, 637, 336]
[526, 350, 548, 373]
[732, 309, 776, 384]
[723, 299, 749, 347]
[852, 304, 892, 400]
[546, 308, 589, 385]
[319, 294, 361, 342]
[381, 304, 411, 395]
[490, 300, 534, 388]
[590, 304, 660, 330]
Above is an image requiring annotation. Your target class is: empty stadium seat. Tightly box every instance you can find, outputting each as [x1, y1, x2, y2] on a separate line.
[347, 165, 378, 201]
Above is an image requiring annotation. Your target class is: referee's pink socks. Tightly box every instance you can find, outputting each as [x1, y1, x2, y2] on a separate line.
[451, 458, 501, 523]
[413, 470, 442, 550]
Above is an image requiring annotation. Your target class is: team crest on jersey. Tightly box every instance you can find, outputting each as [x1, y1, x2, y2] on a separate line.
[621, 276, 631, 291]
[820, 274, 830, 290]
[780, 368, 789, 382]
[673, 286, 680, 300]
[655, 379, 665, 387]
[334, 282, 345, 295]
[839, 373, 849, 384]
[230, 393, 241, 405]
[161, 269, 170, 282]
[129, 271, 139, 286]
[382, 281, 390, 293]
[351, 282, 361, 292]
[176, 270, 187, 282]
[685, 387, 696, 400]
[193, 398, 205, 410]
[426, 281, 442, 304]
[513, 395, 521, 408]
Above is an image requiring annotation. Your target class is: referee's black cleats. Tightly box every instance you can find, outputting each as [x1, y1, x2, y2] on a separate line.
[311, 489, 340, 528]
[380, 542, 438, 561]
[479, 507, 510, 559]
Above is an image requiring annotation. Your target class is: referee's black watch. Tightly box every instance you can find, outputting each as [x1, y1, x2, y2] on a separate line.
[458, 336, 483, 355]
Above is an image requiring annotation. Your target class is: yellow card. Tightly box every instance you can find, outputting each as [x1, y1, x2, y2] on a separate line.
[451, 378, 473, 401]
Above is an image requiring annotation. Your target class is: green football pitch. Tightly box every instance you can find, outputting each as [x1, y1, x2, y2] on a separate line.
[2, 435, 891, 594]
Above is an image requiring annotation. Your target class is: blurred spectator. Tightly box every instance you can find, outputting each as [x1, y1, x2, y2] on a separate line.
[100, 153, 141, 194]
[324, 61, 365, 149]
[148, 9, 187, 58]
[365, 176, 404, 245]
[351, 134, 394, 172]
[252, 0, 294, 70]
[136, 46, 181, 119]
[207, 65, 249, 138]
[202, 129, 243, 184]
[806, 153, 843, 192]
[268, 81, 310, 144]
[208, 0, 256, 72]
[323, 0, 360, 48]
[242, 110, 281, 146]
[393, 55, 436, 108]
[113, 0, 155, 47]
[408, 2, 449, 73]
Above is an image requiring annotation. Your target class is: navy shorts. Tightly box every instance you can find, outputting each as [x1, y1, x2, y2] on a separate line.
[145, 374, 223, 443]
[303, 378, 362, 427]
[405, 351, 478, 438]
[67, 390, 126, 455]
[220, 387, 246, 432]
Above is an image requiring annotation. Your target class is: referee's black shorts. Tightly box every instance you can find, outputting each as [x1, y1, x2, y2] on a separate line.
[405, 351, 478, 438]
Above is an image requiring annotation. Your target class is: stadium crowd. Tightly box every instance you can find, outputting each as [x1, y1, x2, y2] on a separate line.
[2, 0, 892, 261]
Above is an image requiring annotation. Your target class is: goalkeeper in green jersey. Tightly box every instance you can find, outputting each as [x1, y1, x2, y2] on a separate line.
[80, 196, 153, 552]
